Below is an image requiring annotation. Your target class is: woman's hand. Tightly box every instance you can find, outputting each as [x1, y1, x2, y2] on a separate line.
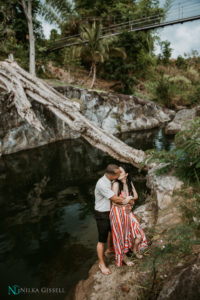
[122, 196, 133, 205]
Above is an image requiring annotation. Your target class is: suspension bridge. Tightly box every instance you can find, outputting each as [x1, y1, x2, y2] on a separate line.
[48, 1, 200, 51]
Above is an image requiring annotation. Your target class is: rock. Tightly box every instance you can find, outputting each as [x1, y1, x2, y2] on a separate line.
[146, 165, 183, 210]
[0, 85, 175, 155]
[157, 207, 182, 226]
[0, 93, 80, 155]
[134, 201, 157, 229]
[120, 284, 130, 293]
[165, 108, 198, 135]
[157, 255, 200, 300]
[56, 86, 175, 135]
[74, 256, 153, 300]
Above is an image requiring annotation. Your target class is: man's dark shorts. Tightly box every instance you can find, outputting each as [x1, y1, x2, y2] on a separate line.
[94, 209, 111, 243]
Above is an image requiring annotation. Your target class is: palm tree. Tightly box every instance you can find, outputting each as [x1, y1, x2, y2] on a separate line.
[72, 22, 126, 88]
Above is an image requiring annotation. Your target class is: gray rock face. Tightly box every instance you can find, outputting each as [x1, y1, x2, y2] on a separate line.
[157, 255, 200, 300]
[146, 164, 183, 210]
[56, 86, 175, 134]
[165, 107, 199, 135]
[0, 93, 80, 156]
[0, 86, 175, 156]
[134, 200, 157, 229]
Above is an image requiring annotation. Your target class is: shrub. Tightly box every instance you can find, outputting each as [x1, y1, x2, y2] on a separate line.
[144, 118, 200, 185]
[176, 55, 187, 70]
[155, 74, 171, 107]
[186, 68, 199, 83]
[191, 85, 200, 104]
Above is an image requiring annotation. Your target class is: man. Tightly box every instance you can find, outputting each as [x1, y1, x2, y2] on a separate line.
[94, 164, 134, 275]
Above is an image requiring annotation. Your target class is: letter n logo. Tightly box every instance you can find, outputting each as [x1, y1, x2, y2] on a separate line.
[8, 285, 21, 295]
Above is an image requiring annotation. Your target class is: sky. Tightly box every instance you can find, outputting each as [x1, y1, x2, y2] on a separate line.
[41, 0, 200, 58]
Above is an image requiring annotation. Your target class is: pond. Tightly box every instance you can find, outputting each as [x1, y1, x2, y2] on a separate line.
[0, 128, 174, 299]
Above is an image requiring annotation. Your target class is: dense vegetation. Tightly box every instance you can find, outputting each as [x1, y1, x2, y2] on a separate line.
[0, 0, 200, 105]
[144, 117, 200, 185]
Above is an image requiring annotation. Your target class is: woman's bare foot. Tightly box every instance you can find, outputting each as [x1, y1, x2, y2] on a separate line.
[135, 253, 143, 259]
[122, 255, 135, 266]
[98, 263, 112, 275]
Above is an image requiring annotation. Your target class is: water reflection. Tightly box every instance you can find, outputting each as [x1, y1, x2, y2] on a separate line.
[0, 128, 174, 299]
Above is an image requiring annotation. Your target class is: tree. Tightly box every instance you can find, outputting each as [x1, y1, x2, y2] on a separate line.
[158, 40, 172, 65]
[0, 57, 145, 168]
[40, 0, 72, 28]
[72, 22, 126, 88]
[0, 0, 43, 74]
[20, 0, 35, 75]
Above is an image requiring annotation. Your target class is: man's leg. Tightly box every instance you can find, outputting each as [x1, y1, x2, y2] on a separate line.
[94, 210, 112, 275]
[105, 231, 114, 254]
[97, 242, 111, 274]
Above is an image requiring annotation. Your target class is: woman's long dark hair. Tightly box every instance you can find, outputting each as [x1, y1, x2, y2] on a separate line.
[115, 164, 133, 196]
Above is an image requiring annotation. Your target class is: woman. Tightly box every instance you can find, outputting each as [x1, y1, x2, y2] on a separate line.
[110, 165, 148, 267]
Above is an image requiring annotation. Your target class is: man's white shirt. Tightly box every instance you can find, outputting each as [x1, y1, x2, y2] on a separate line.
[94, 175, 115, 212]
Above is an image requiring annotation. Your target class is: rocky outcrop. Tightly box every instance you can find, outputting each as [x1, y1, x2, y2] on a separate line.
[73, 167, 189, 300]
[146, 164, 183, 210]
[0, 85, 175, 156]
[157, 255, 200, 300]
[0, 92, 80, 155]
[56, 86, 175, 134]
[165, 107, 200, 135]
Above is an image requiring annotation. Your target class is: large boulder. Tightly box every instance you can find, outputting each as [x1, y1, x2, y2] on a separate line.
[165, 107, 199, 135]
[0, 92, 80, 155]
[157, 255, 200, 300]
[56, 86, 175, 134]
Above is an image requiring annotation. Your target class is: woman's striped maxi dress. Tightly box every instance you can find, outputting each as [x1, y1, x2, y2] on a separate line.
[110, 190, 148, 267]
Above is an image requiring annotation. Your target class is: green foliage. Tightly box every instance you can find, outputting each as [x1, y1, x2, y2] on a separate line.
[176, 55, 187, 70]
[64, 0, 164, 93]
[145, 118, 200, 184]
[181, 194, 200, 231]
[71, 22, 126, 87]
[0, 0, 45, 71]
[191, 85, 200, 105]
[40, 0, 72, 28]
[155, 70, 195, 108]
[157, 40, 172, 65]
[155, 73, 172, 107]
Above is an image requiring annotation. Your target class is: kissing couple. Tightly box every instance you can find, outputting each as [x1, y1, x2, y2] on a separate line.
[94, 164, 148, 275]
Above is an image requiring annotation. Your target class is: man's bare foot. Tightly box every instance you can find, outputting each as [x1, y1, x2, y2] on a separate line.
[124, 260, 135, 266]
[98, 263, 111, 275]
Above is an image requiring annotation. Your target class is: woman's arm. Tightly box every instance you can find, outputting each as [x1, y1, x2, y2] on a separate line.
[110, 182, 133, 205]
[131, 182, 138, 200]
[112, 182, 119, 196]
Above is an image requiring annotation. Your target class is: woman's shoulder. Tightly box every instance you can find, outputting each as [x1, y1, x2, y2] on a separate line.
[112, 180, 119, 187]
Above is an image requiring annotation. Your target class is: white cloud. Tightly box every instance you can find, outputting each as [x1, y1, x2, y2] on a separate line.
[42, 21, 60, 39]
[155, 20, 200, 57]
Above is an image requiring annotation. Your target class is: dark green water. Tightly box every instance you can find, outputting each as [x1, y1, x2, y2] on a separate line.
[0, 128, 174, 299]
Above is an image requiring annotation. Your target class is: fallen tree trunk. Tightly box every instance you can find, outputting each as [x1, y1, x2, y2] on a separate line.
[0, 57, 146, 168]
